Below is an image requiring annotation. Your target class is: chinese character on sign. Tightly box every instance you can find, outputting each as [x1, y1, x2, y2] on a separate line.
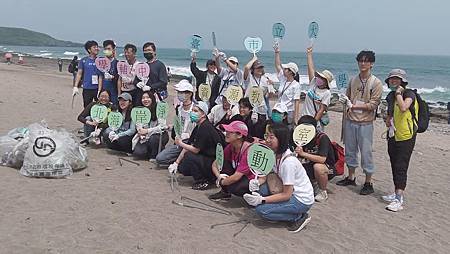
[249, 150, 268, 172]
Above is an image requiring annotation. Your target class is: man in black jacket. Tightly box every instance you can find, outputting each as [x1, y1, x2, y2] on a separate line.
[190, 55, 220, 109]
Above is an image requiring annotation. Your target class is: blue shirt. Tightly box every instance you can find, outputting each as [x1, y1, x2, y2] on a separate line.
[79, 56, 100, 90]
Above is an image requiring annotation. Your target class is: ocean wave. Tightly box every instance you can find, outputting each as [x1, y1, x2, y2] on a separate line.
[64, 51, 79, 56]
[39, 50, 49, 53]
[34, 53, 53, 57]
[383, 85, 448, 94]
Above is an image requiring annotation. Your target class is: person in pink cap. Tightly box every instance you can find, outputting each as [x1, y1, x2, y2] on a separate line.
[209, 121, 255, 201]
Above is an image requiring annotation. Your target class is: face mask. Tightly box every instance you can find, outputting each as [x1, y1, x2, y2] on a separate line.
[389, 85, 397, 92]
[103, 50, 113, 57]
[144, 53, 154, 61]
[177, 93, 187, 102]
[271, 112, 284, 123]
[190, 112, 200, 123]
[315, 77, 325, 87]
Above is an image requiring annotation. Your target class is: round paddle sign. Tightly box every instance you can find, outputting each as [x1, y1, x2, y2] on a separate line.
[293, 124, 316, 146]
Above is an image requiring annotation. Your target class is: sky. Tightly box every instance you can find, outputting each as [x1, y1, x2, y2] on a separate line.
[0, 0, 449, 56]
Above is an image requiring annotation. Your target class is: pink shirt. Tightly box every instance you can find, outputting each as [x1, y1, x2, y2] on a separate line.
[223, 142, 254, 180]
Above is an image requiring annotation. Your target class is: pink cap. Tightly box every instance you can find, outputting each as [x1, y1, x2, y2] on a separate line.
[221, 121, 248, 137]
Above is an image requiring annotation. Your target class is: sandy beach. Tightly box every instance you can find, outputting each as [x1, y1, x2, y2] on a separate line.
[1, 59, 450, 254]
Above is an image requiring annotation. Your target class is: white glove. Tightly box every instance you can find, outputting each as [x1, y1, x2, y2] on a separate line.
[191, 51, 197, 58]
[180, 133, 190, 140]
[339, 94, 353, 109]
[122, 76, 132, 84]
[108, 131, 116, 140]
[212, 48, 219, 57]
[142, 85, 151, 92]
[219, 52, 227, 61]
[136, 81, 145, 90]
[215, 174, 229, 188]
[251, 112, 258, 124]
[248, 179, 260, 192]
[168, 162, 178, 175]
[104, 72, 114, 80]
[72, 87, 79, 96]
[388, 118, 396, 138]
[93, 127, 101, 137]
[273, 41, 280, 52]
[243, 192, 264, 206]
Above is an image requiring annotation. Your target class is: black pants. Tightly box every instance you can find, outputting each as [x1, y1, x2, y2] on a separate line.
[220, 161, 251, 196]
[104, 134, 133, 154]
[83, 89, 98, 108]
[388, 136, 416, 190]
[178, 152, 215, 183]
[133, 132, 169, 159]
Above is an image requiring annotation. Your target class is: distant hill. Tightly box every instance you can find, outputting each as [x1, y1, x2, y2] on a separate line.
[0, 27, 83, 47]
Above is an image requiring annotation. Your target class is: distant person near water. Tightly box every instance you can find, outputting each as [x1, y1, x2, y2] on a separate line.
[57, 58, 63, 72]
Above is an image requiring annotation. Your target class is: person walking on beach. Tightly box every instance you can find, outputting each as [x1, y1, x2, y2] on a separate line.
[68, 56, 79, 87]
[337, 50, 383, 195]
[98, 40, 119, 105]
[73, 40, 100, 108]
[58, 58, 63, 72]
[382, 69, 418, 212]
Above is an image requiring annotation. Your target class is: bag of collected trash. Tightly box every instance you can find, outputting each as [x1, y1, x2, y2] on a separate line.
[0, 127, 29, 168]
[19, 122, 88, 178]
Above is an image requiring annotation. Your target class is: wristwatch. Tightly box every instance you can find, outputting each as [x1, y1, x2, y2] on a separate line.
[261, 199, 266, 204]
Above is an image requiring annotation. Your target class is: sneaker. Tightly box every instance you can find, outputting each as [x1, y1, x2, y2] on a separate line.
[192, 181, 210, 190]
[287, 213, 311, 233]
[359, 182, 374, 195]
[314, 190, 328, 202]
[149, 158, 157, 163]
[208, 190, 232, 201]
[382, 193, 397, 203]
[386, 199, 403, 212]
[336, 177, 357, 186]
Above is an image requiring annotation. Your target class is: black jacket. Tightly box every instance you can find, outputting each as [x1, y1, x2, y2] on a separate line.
[190, 61, 220, 107]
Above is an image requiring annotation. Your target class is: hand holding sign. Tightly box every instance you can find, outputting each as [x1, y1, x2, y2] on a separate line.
[131, 107, 151, 125]
[95, 57, 111, 73]
[272, 22, 286, 46]
[293, 124, 316, 146]
[90, 104, 108, 123]
[247, 144, 276, 176]
[308, 21, 319, 47]
[247, 86, 264, 108]
[135, 62, 150, 81]
[198, 83, 212, 102]
[107, 111, 123, 131]
[244, 37, 263, 56]
[216, 143, 224, 172]
[225, 85, 244, 105]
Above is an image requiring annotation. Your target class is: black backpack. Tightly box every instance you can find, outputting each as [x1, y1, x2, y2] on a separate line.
[409, 89, 430, 133]
[68, 63, 74, 73]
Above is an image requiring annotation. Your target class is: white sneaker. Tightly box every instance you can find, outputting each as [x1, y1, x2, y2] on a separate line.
[386, 199, 403, 212]
[315, 190, 328, 202]
[382, 193, 397, 203]
[149, 158, 157, 163]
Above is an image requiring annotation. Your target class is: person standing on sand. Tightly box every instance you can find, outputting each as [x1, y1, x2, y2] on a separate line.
[117, 44, 139, 104]
[382, 69, 418, 212]
[98, 40, 119, 106]
[337, 50, 383, 195]
[68, 56, 79, 87]
[73, 41, 100, 108]
[58, 58, 63, 72]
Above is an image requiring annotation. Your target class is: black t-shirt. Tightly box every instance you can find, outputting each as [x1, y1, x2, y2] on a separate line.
[188, 120, 221, 158]
[386, 89, 416, 116]
[302, 133, 336, 167]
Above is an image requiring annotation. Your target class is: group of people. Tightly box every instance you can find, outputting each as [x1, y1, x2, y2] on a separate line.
[73, 39, 419, 233]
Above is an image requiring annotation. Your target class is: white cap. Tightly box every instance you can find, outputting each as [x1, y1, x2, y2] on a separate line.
[272, 102, 288, 113]
[281, 62, 299, 74]
[195, 101, 209, 114]
[175, 79, 194, 92]
[228, 56, 239, 64]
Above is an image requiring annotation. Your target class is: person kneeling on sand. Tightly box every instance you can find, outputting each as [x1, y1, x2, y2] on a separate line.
[209, 121, 254, 201]
[103, 93, 136, 153]
[243, 123, 314, 233]
[168, 101, 224, 190]
[295, 115, 336, 202]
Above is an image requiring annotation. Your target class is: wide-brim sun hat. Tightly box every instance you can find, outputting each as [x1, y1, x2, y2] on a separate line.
[315, 70, 334, 88]
[281, 62, 298, 74]
[385, 69, 408, 85]
[175, 79, 194, 92]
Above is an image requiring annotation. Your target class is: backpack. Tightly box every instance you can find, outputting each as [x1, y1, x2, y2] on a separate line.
[68, 63, 74, 73]
[409, 89, 430, 133]
[316, 133, 345, 176]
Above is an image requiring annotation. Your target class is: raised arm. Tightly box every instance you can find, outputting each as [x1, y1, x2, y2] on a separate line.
[243, 55, 258, 81]
[274, 44, 282, 73]
[306, 47, 315, 82]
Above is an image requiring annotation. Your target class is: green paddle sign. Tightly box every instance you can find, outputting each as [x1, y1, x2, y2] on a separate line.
[131, 107, 151, 125]
[173, 116, 182, 137]
[247, 144, 276, 176]
[90, 104, 108, 123]
[156, 101, 169, 120]
[107, 111, 123, 131]
[216, 143, 224, 172]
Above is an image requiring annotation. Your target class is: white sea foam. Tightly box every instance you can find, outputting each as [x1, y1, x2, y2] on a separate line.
[63, 51, 79, 56]
[35, 53, 53, 57]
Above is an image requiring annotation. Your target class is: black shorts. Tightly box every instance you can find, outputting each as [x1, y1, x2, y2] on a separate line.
[303, 162, 336, 181]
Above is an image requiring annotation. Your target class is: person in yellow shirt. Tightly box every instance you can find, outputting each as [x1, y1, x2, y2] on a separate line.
[382, 69, 418, 212]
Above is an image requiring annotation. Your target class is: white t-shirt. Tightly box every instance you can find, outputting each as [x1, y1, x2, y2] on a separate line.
[277, 70, 301, 113]
[178, 103, 196, 139]
[244, 74, 269, 115]
[300, 77, 331, 121]
[208, 104, 239, 126]
[274, 149, 314, 205]
[216, 68, 244, 104]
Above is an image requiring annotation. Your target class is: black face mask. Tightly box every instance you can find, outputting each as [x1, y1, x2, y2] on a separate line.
[144, 53, 154, 61]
